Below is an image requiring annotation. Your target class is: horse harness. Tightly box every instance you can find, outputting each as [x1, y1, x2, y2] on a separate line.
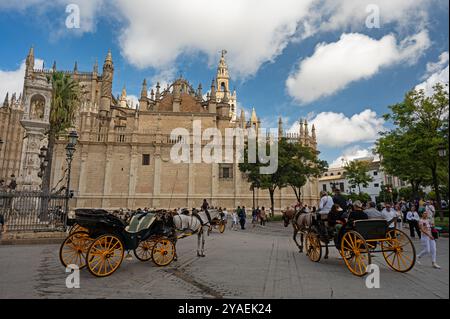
[193, 210, 211, 226]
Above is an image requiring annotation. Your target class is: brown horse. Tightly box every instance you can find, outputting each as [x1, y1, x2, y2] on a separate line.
[282, 206, 330, 259]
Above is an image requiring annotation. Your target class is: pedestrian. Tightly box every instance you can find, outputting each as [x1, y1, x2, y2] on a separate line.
[394, 204, 403, 229]
[417, 211, 441, 269]
[231, 207, 239, 230]
[238, 206, 246, 230]
[425, 200, 436, 225]
[406, 205, 421, 238]
[0, 212, 5, 238]
[382, 203, 397, 229]
[251, 207, 258, 228]
[260, 206, 267, 227]
[400, 199, 408, 222]
[364, 201, 383, 219]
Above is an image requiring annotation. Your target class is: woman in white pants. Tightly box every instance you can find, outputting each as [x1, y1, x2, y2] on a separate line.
[417, 211, 441, 269]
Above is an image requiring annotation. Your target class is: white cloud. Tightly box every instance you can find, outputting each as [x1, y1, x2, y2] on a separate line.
[287, 31, 431, 104]
[0, 59, 44, 103]
[424, 52, 449, 78]
[302, 0, 431, 38]
[329, 145, 378, 168]
[0, 0, 105, 34]
[126, 95, 139, 109]
[416, 52, 449, 96]
[289, 109, 385, 147]
[1, 1, 436, 79]
[149, 68, 176, 93]
[116, 0, 314, 78]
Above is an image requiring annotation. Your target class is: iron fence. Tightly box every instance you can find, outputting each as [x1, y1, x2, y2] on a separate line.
[0, 191, 68, 232]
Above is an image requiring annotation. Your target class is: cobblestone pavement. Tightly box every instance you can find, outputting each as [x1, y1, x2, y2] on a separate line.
[0, 221, 448, 299]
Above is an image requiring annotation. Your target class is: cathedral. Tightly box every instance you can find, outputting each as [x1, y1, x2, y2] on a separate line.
[0, 48, 319, 211]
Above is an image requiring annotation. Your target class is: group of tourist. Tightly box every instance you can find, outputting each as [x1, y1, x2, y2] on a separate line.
[315, 190, 442, 269]
[228, 206, 270, 230]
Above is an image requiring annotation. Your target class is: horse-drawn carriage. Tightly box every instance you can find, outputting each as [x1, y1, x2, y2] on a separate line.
[285, 210, 416, 277]
[209, 213, 227, 234]
[59, 209, 177, 277]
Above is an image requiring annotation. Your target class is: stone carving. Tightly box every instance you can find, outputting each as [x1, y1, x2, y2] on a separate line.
[30, 97, 45, 120]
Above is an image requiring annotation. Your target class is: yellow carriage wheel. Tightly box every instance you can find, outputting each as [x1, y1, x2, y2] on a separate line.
[219, 222, 226, 234]
[152, 238, 175, 267]
[69, 224, 88, 235]
[382, 229, 416, 273]
[340, 231, 372, 277]
[134, 238, 157, 262]
[86, 234, 124, 277]
[59, 231, 92, 269]
[305, 231, 322, 262]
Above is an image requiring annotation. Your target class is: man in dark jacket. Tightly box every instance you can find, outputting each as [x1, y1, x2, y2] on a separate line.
[238, 206, 246, 230]
[336, 201, 368, 246]
[332, 189, 347, 212]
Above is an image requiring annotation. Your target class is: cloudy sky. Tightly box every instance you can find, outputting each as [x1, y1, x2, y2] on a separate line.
[0, 0, 448, 166]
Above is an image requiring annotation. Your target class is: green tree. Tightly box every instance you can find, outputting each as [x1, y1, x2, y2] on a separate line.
[278, 139, 328, 202]
[43, 72, 80, 196]
[376, 130, 430, 199]
[343, 160, 373, 194]
[239, 137, 327, 217]
[239, 141, 281, 218]
[377, 83, 449, 215]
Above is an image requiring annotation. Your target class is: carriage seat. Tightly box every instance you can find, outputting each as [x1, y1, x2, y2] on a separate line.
[125, 213, 156, 233]
[353, 219, 388, 240]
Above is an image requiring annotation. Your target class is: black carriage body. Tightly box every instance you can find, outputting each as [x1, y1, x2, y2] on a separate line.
[310, 213, 389, 248]
[74, 209, 173, 250]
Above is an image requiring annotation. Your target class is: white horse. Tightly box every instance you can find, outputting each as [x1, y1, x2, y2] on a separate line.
[172, 209, 221, 257]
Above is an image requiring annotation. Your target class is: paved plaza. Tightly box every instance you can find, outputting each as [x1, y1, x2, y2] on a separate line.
[0, 222, 448, 299]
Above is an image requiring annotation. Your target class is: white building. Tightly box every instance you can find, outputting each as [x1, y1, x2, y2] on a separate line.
[318, 157, 406, 202]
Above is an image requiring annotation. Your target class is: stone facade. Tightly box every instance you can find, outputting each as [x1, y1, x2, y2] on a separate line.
[1, 48, 320, 211]
[0, 93, 25, 181]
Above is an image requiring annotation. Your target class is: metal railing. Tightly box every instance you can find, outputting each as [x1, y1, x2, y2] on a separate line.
[0, 191, 68, 232]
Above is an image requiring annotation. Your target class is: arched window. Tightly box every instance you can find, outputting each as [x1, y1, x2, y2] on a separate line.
[221, 82, 226, 92]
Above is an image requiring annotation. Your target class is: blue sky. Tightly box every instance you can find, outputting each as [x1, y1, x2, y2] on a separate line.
[0, 0, 448, 166]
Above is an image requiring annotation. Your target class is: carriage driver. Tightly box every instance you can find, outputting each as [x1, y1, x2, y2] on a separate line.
[318, 191, 334, 219]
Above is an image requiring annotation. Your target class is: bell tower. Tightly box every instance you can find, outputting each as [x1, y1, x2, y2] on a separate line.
[216, 50, 230, 93]
[215, 50, 237, 122]
[99, 49, 114, 117]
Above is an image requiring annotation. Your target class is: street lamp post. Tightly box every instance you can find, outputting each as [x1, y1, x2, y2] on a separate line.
[437, 145, 448, 219]
[64, 130, 78, 225]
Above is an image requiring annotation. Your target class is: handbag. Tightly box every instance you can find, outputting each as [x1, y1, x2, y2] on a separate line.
[431, 227, 439, 240]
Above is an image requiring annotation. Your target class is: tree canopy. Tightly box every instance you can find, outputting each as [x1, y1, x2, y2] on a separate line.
[239, 137, 327, 215]
[376, 83, 449, 206]
[343, 160, 373, 194]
